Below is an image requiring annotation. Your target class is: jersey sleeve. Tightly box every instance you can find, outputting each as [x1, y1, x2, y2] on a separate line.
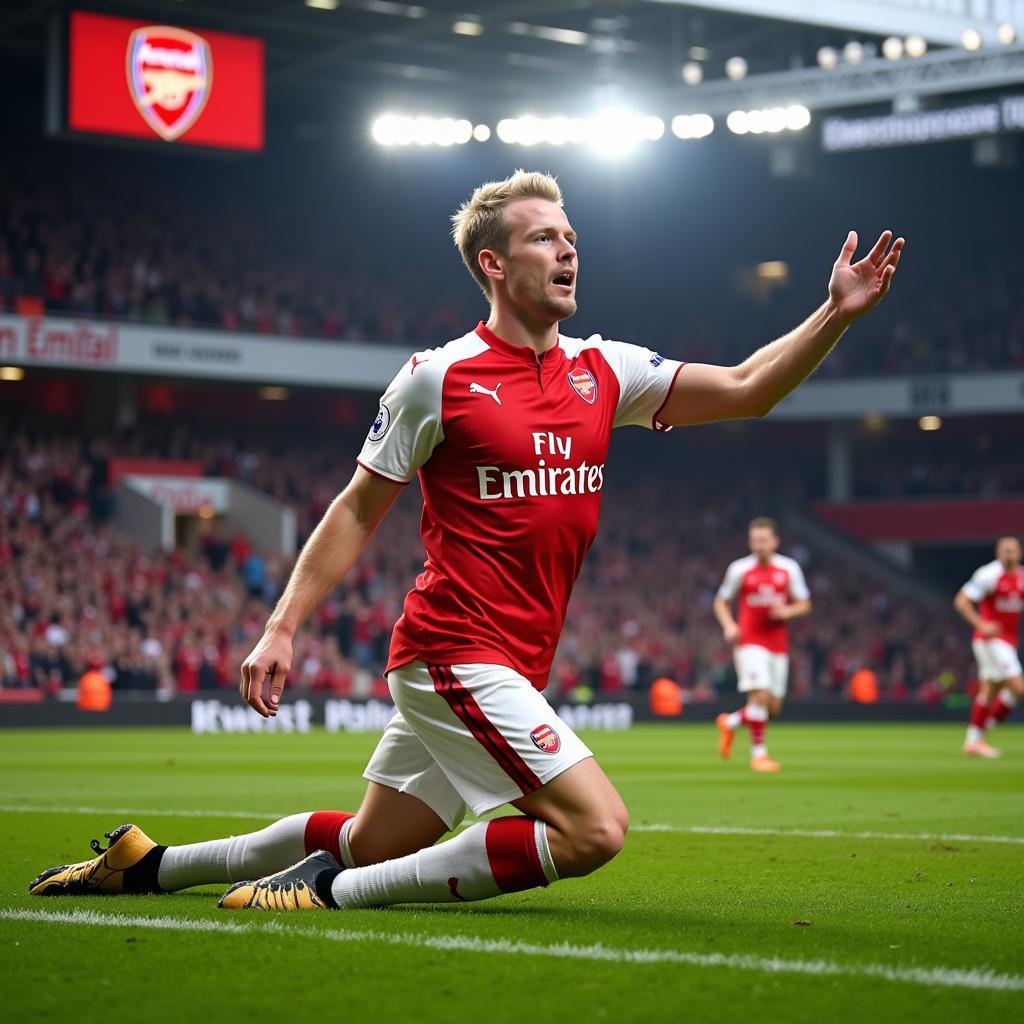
[597, 339, 684, 431]
[356, 357, 444, 484]
[787, 560, 811, 601]
[716, 560, 744, 602]
[962, 563, 998, 603]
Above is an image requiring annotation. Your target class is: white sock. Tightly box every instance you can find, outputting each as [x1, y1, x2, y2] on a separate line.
[725, 711, 742, 730]
[966, 725, 984, 744]
[338, 816, 358, 869]
[157, 812, 312, 891]
[329, 818, 557, 909]
[751, 744, 768, 759]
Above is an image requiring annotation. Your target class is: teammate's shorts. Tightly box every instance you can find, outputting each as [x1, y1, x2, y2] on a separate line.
[972, 638, 1023, 682]
[734, 644, 789, 699]
[363, 661, 593, 830]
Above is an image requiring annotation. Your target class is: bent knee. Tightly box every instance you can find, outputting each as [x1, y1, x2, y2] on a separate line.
[562, 817, 627, 876]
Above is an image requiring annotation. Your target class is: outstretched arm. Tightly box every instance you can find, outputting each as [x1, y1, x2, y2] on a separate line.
[954, 589, 999, 637]
[658, 230, 904, 427]
[240, 466, 404, 717]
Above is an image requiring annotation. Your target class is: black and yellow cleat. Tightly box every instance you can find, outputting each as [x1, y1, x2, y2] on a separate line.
[29, 823, 165, 896]
[218, 850, 341, 911]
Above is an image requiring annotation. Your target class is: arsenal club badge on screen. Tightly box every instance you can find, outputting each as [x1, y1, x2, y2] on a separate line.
[65, 11, 264, 152]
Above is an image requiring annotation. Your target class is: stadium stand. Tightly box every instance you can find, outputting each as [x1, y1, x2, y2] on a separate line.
[0, 413, 975, 702]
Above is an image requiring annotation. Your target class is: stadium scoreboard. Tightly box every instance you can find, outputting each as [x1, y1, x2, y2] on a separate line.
[47, 10, 264, 154]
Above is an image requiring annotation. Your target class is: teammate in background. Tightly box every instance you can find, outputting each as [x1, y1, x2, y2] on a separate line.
[956, 535, 1024, 759]
[713, 518, 812, 772]
[29, 171, 902, 911]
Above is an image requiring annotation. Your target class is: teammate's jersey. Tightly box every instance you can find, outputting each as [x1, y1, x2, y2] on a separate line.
[716, 553, 810, 654]
[357, 322, 684, 690]
[961, 560, 1024, 646]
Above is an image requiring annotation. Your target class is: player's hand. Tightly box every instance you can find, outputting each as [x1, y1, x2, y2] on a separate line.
[769, 606, 791, 621]
[828, 230, 904, 320]
[240, 628, 293, 717]
[722, 622, 740, 644]
[978, 621, 1001, 638]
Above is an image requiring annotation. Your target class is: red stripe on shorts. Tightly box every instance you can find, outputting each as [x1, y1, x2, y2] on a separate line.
[485, 816, 549, 892]
[428, 664, 543, 796]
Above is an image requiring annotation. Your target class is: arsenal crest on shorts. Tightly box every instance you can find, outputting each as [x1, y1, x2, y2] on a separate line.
[567, 368, 597, 405]
[127, 26, 213, 142]
[530, 724, 561, 754]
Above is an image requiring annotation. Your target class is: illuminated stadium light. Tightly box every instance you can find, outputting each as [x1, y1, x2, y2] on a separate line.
[0, 366, 25, 381]
[863, 413, 886, 431]
[843, 41, 865, 65]
[372, 115, 473, 146]
[507, 22, 589, 47]
[472, 123, 491, 142]
[305, 0, 339, 10]
[726, 110, 749, 134]
[688, 45, 710, 62]
[785, 104, 811, 130]
[997, 23, 1017, 45]
[882, 36, 904, 61]
[493, 112, 662, 154]
[962, 28, 983, 51]
[757, 261, 789, 280]
[681, 61, 703, 86]
[905, 35, 928, 59]
[727, 106, 808, 136]
[671, 114, 714, 139]
[452, 20, 484, 37]
[259, 386, 289, 401]
[724, 56, 748, 81]
[816, 46, 838, 71]
[919, 415, 943, 431]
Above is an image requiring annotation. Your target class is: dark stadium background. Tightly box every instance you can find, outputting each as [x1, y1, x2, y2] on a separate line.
[1, 2, 1022, 721]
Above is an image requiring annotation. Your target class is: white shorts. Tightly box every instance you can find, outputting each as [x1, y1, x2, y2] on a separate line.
[734, 644, 789, 699]
[363, 661, 593, 830]
[972, 638, 1023, 683]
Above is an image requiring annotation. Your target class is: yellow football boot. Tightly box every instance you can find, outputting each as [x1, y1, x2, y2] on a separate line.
[29, 823, 163, 896]
[219, 850, 341, 910]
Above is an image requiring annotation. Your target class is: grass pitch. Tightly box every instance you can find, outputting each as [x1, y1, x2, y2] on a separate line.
[2, 723, 1023, 1023]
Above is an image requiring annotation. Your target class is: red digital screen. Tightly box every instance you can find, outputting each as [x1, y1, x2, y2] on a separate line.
[66, 11, 264, 152]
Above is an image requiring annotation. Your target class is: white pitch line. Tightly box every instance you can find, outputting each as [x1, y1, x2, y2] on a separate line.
[3, 804, 1022, 846]
[632, 824, 1024, 846]
[2, 907, 1022, 994]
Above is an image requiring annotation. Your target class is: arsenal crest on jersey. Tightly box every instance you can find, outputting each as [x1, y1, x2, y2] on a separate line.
[530, 724, 561, 754]
[127, 26, 213, 141]
[567, 368, 597, 405]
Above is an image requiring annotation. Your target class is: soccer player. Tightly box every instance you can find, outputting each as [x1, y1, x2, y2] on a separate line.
[30, 172, 903, 910]
[713, 518, 811, 772]
[956, 534, 1024, 758]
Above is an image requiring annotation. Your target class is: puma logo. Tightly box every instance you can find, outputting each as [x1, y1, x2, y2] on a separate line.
[448, 876, 468, 901]
[469, 382, 502, 405]
[410, 355, 429, 374]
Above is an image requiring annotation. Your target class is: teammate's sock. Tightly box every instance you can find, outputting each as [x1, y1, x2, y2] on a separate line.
[322, 816, 557, 909]
[157, 810, 354, 891]
[986, 690, 1018, 729]
[741, 703, 768, 758]
[966, 697, 990, 744]
[725, 709, 743, 731]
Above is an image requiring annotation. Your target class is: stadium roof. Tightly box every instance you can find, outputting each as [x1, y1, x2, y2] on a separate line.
[3, 1, 1021, 114]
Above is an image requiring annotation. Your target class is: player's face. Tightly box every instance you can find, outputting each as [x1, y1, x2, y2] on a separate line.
[494, 198, 578, 323]
[996, 537, 1022, 568]
[748, 527, 779, 561]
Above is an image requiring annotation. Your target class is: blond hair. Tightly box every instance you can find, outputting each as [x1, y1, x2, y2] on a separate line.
[748, 516, 778, 535]
[451, 170, 563, 298]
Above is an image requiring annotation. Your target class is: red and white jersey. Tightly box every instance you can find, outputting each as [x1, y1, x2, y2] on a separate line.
[962, 560, 1024, 646]
[357, 322, 684, 690]
[716, 553, 810, 654]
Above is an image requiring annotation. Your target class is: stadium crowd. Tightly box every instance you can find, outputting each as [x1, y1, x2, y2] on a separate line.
[2, 161, 1022, 376]
[0, 416, 976, 703]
